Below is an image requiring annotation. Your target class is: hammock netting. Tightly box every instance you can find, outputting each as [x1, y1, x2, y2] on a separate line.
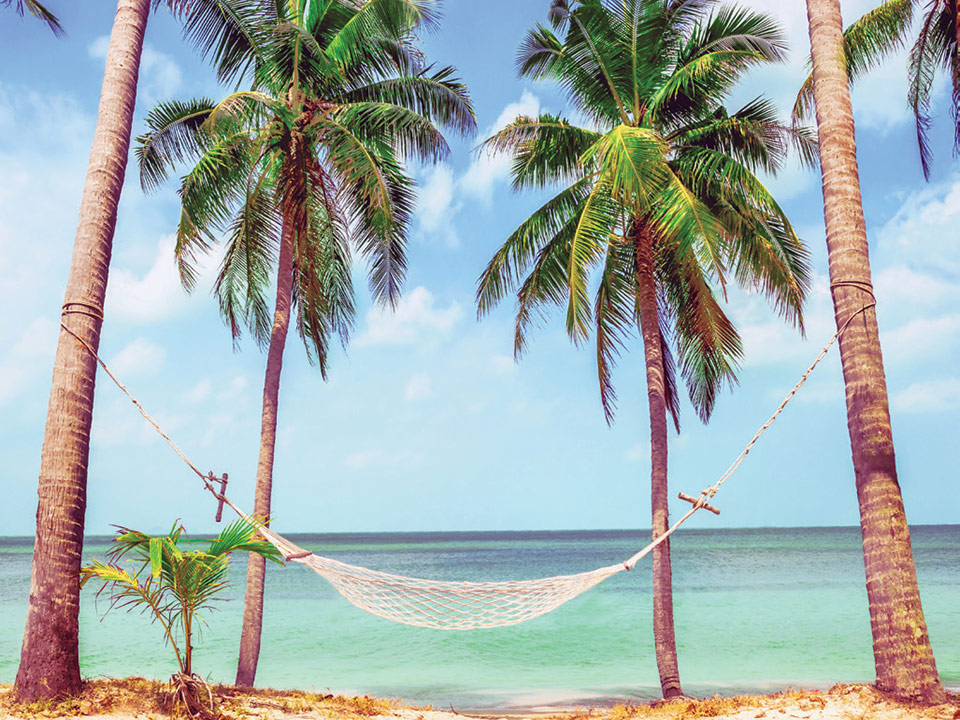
[259, 526, 628, 630]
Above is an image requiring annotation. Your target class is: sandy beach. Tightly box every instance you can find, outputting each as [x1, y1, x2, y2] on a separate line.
[2, 679, 958, 720]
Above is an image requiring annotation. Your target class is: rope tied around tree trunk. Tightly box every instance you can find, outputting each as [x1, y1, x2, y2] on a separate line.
[61, 301, 105, 322]
[55, 303, 876, 629]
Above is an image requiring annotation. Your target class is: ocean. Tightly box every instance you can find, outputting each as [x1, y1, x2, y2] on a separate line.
[1, 527, 957, 710]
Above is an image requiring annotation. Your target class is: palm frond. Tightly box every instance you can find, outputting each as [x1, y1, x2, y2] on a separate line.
[2, 0, 64, 36]
[214, 168, 281, 347]
[794, 0, 914, 123]
[482, 113, 600, 190]
[477, 179, 593, 318]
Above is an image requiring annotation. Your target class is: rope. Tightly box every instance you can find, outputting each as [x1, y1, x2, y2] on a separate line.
[62, 301, 105, 322]
[58, 321, 213, 490]
[55, 303, 875, 629]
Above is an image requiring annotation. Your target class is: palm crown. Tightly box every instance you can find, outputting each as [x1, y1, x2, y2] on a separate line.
[478, 0, 814, 425]
[137, 0, 476, 374]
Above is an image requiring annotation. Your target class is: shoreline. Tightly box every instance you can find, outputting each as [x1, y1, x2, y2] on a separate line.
[2, 678, 959, 720]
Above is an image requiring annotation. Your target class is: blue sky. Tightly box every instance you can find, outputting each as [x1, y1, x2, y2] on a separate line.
[0, 1, 957, 537]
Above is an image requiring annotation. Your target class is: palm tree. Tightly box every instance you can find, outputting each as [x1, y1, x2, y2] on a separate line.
[803, 0, 945, 702]
[14, 0, 268, 702]
[477, 0, 812, 698]
[795, 0, 959, 179]
[136, 0, 475, 687]
[1, 0, 63, 34]
[81, 519, 282, 717]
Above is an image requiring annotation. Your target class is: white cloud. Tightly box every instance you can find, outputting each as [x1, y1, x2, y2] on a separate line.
[460, 90, 541, 204]
[91, 398, 185, 448]
[412, 92, 543, 245]
[0, 316, 58, 406]
[491, 354, 515, 375]
[874, 266, 956, 309]
[108, 337, 166, 377]
[0, 84, 93, 320]
[184, 380, 212, 404]
[625, 443, 647, 463]
[88, 38, 181, 105]
[404, 372, 433, 401]
[881, 314, 960, 365]
[893, 378, 960, 414]
[415, 164, 461, 247]
[355, 286, 462, 347]
[106, 235, 190, 323]
[877, 175, 960, 277]
[344, 449, 424, 471]
[220, 375, 249, 401]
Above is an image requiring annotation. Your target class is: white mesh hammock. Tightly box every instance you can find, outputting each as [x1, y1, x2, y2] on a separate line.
[60, 298, 867, 632]
[222, 494, 716, 631]
[257, 525, 628, 630]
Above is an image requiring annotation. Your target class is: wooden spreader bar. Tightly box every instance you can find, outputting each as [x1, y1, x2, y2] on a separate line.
[678, 491, 720, 515]
[208, 471, 228, 522]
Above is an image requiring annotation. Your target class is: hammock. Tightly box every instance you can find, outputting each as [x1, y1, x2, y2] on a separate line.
[258, 525, 626, 630]
[59, 299, 872, 631]
[229, 494, 715, 630]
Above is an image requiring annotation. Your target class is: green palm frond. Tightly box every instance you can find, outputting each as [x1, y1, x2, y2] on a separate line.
[137, 98, 218, 191]
[177, 0, 268, 84]
[908, 1, 953, 179]
[482, 114, 600, 190]
[513, 218, 580, 358]
[581, 124, 668, 206]
[215, 169, 280, 347]
[333, 102, 451, 162]
[3, 0, 63, 36]
[656, 243, 741, 422]
[594, 235, 637, 424]
[293, 158, 355, 375]
[175, 130, 260, 290]
[793, 0, 914, 124]
[325, 0, 439, 69]
[565, 180, 621, 344]
[477, 179, 593, 319]
[337, 67, 476, 137]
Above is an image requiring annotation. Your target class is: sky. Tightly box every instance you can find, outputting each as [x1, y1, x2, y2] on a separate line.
[0, 0, 957, 537]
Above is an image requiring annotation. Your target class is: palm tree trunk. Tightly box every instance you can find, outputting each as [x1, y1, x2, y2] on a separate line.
[13, 0, 150, 701]
[634, 227, 682, 699]
[805, 0, 944, 703]
[235, 216, 296, 687]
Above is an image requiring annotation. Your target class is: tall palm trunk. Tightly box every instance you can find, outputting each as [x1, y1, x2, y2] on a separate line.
[805, 0, 944, 703]
[13, 0, 150, 701]
[634, 227, 682, 699]
[236, 216, 296, 687]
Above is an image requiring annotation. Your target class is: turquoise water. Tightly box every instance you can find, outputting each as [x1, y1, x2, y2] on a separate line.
[1, 527, 958, 709]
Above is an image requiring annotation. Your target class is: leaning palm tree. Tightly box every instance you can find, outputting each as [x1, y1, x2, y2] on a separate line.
[795, 0, 960, 179]
[477, 0, 812, 698]
[15, 0, 259, 701]
[136, 0, 475, 686]
[1, 0, 63, 34]
[803, 0, 944, 702]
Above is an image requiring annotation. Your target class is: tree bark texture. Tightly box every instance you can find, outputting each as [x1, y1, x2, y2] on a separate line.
[805, 0, 944, 702]
[235, 217, 296, 687]
[14, 0, 150, 701]
[634, 228, 683, 699]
